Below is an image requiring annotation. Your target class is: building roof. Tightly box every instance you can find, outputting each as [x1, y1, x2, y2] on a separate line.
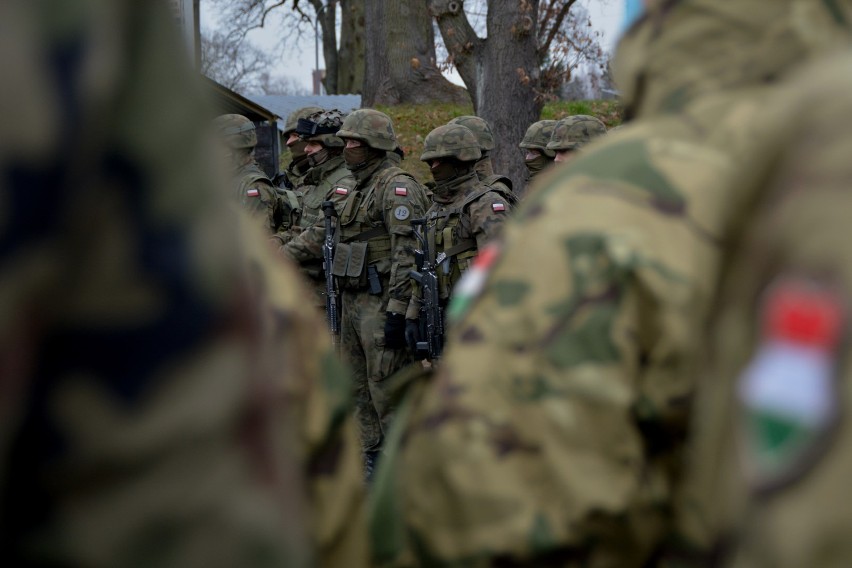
[246, 94, 363, 129]
[204, 78, 279, 124]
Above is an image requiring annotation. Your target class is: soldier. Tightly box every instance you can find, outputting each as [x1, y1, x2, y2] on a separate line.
[334, 109, 431, 476]
[282, 105, 324, 188]
[369, 0, 852, 566]
[546, 114, 607, 164]
[213, 113, 282, 232]
[0, 1, 367, 566]
[276, 109, 356, 310]
[448, 115, 514, 197]
[519, 119, 557, 189]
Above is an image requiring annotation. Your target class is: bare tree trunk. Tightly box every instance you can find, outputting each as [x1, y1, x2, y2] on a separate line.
[363, 0, 469, 106]
[337, 0, 365, 93]
[432, 0, 542, 193]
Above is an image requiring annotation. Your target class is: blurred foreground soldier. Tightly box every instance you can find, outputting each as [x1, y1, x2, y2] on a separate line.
[283, 105, 324, 187]
[369, 0, 852, 566]
[0, 1, 367, 566]
[448, 115, 514, 197]
[546, 114, 607, 165]
[277, 109, 355, 308]
[213, 113, 282, 232]
[335, 109, 430, 476]
[518, 119, 557, 189]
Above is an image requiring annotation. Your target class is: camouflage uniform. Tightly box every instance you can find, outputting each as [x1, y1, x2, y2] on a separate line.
[546, 114, 607, 163]
[0, 1, 367, 566]
[214, 113, 282, 232]
[335, 110, 430, 457]
[419, 124, 514, 306]
[519, 119, 557, 189]
[277, 110, 356, 308]
[370, 1, 852, 566]
[283, 106, 324, 187]
[448, 115, 514, 198]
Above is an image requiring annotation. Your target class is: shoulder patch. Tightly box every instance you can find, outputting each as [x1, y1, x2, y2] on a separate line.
[447, 242, 502, 323]
[335, 187, 349, 195]
[246, 188, 260, 197]
[738, 277, 844, 493]
[394, 187, 408, 196]
[492, 202, 506, 212]
[394, 205, 411, 221]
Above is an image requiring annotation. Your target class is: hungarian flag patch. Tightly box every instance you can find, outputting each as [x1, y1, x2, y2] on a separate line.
[335, 187, 349, 195]
[737, 277, 844, 492]
[246, 188, 260, 197]
[447, 243, 502, 324]
[395, 187, 408, 196]
[492, 202, 506, 212]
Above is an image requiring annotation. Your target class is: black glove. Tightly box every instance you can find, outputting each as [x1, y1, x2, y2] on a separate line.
[405, 319, 420, 354]
[384, 312, 407, 349]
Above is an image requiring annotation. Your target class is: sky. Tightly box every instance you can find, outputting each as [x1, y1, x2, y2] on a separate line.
[201, 0, 626, 94]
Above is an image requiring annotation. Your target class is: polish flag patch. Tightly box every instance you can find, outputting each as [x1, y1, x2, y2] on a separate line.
[492, 202, 506, 212]
[246, 188, 260, 197]
[335, 187, 349, 195]
[395, 187, 408, 196]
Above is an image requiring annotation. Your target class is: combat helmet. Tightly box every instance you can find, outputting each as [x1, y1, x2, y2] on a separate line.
[520, 120, 557, 158]
[284, 106, 323, 136]
[296, 109, 346, 147]
[421, 124, 482, 163]
[213, 114, 257, 149]
[448, 115, 495, 153]
[547, 115, 607, 151]
[337, 109, 399, 151]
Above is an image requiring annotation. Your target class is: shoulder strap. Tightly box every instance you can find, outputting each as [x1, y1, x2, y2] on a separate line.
[481, 174, 518, 203]
[374, 165, 416, 191]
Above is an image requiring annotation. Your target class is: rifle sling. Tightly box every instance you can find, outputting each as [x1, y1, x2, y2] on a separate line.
[343, 226, 386, 243]
[438, 239, 476, 264]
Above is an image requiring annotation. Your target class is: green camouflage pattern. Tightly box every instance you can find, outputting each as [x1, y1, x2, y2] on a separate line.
[285, 105, 324, 135]
[546, 114, 607, 151]
[234, 158, 282, 232]
[0, 1, 367, 566]
[370, 0, 852, 566]
[420, 124, 482, 163]
[338, 109, 399, 151]
[520, 120, 558, 157]
[448, 115, 496, 152]
[214, 113, 258, 149]
[301, 108, 347, 148]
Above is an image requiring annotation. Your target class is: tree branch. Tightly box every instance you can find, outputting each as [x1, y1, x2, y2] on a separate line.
[538, 0, 578, 58]
[429, 0, 483, 104]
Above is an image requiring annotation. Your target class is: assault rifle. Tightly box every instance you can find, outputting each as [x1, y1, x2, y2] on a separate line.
[322, 201, 340, 344]
[409, 218, 443, 360]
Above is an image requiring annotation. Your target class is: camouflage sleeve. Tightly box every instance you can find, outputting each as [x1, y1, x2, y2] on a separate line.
[371, 141, 708, 566]
[382, 175, 431, 316]
[0, 1, 366, 565]
[283, 183, 352, 264]
[242, 178, 280, 232]
[466, 190, 512, 249]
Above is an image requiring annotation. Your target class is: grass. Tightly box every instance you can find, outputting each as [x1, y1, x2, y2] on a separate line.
[280, 100, 624, 183]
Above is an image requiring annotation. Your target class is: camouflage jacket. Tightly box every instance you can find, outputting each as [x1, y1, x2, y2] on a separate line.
[369, 1, 852, 566]
[282, 155, 355, 272]
[0, 1, 367, 566]
[234, 158, 280, 232]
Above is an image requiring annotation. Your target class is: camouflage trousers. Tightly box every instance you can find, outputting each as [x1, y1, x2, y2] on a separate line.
[340, 289, 411, 451]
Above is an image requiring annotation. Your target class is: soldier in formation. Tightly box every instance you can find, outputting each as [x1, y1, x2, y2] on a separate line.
[547, 114, 607, 164]
[369, 0, 852, 566]
[448, 115, 514, 197]
[0, 0, 368, 566]
[519, 119, 558, 192]
[332, 109, 431, 477]
[276, 109, 356, 309]
[281, 106, 324, 188]
[213, 113, 283, 232]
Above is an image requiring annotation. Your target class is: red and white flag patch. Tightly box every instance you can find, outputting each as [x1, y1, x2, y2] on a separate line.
[492, 202, 506, 212]
[395, 187, 408, 196]
[335, 187, 349, 195]
[246, 188, 260, 197]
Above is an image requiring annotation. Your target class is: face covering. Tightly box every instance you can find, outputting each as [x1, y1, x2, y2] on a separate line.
[430, 161, 457, 183]
[525, 154, 550, 176]
[307, 146, 333, 167]
[343, 146, 374, 170]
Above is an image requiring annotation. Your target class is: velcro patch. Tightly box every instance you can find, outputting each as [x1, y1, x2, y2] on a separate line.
[246, 188, 260, 197]
[395, 187, 408, 196]
[492, 203, 506, 212]
[335, 187, 349, 195]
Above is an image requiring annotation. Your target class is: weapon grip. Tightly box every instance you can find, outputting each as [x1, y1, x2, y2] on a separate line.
[322, 200, 338, 218]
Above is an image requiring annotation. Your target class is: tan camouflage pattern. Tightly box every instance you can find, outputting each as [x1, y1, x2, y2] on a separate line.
[520, 120, 558, 157]
[214, 113, 258, 149]
[234, 157, 282, 232]
[285, 106, 324, 136]
[0, 1, 367, 566]
[420, 124, 482, 163]
[370, 0, 852, 566]
[338, 109, 399, 152]
[546, 114, 607, 151]
[448, 116, 496, 152]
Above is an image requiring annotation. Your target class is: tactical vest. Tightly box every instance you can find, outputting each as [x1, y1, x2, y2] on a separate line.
[332, 165, 416, 291]
[427, 181, 516, 300]
[298, 161, 352, 230]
